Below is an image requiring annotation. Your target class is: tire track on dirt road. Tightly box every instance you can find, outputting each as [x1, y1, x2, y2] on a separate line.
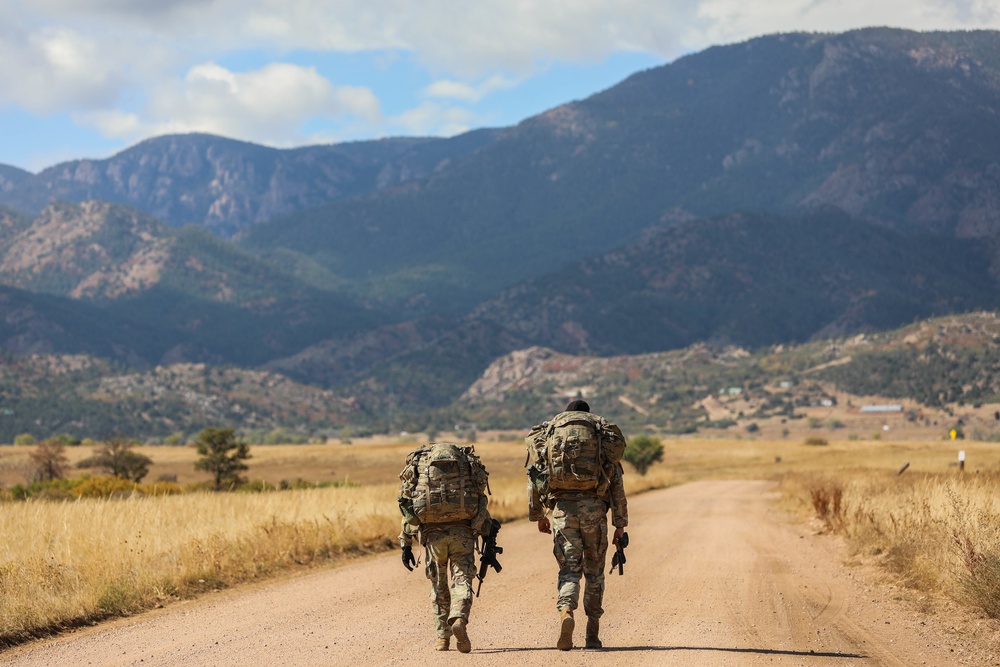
[2, 480, 980, 666]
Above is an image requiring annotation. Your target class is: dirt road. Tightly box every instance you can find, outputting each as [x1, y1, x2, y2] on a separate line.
[4, 480, 993, 666]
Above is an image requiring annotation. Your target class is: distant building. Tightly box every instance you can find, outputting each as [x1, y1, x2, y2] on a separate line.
[859, 404, 903, 413]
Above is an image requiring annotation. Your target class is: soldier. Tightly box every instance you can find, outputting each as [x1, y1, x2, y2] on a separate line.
[526, 399, 629, 650]
[398, 442, 493, 653]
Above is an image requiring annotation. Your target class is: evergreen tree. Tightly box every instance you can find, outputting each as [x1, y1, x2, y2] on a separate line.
[194, 427, 251, 490]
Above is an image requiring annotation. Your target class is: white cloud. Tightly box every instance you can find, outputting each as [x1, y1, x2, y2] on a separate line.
[391, 102, 477, 137]
[4, 0, 1000, 160]
[423, 75, 517, 103]
[0, 24, 127, 112]
[423, 81, 481, 103]
[87, 62, 381, 145]
[81, 108, 142, 138]
[693, 0, 1000, 45]
[12, 1, 1000, 73]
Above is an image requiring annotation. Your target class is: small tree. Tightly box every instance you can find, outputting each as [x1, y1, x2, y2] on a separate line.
[195, 427, 250, 490]
[30, 440, 69, 481]
[14, 433, 35, 446]
[77, 436, 153, 482]
[623, 435, 664, 476]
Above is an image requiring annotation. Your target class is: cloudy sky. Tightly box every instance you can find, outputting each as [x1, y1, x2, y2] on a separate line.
[2, 1, 998, 172]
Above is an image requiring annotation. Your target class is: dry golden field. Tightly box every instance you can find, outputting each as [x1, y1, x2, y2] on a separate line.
[1, 432, 998, 648]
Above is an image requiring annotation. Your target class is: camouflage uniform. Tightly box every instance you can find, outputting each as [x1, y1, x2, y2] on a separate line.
[398, 445, 492, 645]
[529, 462, 628, 617]
[399, 521, 479, 640]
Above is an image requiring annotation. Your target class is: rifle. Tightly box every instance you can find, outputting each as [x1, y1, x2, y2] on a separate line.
[609, 531, 629, 575]
[475, 519, 503, 597]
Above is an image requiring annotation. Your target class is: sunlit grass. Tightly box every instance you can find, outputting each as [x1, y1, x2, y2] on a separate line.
[1, 434, 996, 647]
[780, 468, 1000, 617]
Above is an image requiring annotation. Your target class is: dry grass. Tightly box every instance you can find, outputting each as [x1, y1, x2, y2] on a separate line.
[779, 466, 1000, 618]
[1, 434, 998, 646]
[0, 485, 401, 645]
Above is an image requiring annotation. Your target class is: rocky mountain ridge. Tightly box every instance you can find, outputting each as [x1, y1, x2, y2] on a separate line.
[0, 201, 391, 367]
[0, 130, 501, 237]
[237, 28, 1000, 312]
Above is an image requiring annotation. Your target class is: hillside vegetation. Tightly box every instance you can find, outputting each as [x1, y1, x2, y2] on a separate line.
[4, 311, 1000, 443]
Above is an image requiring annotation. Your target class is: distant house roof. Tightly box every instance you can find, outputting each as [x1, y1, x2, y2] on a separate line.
[859, 404, 903, 413]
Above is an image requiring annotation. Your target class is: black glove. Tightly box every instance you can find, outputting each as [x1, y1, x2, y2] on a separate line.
[402, 545, 416, 571]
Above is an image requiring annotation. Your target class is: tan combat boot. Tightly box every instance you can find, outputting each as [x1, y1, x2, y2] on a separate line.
[556, 608, 574, 651]
[585, 617, 602, 649]
[451, 618, 472, 653]
[434, 636, 450, 651]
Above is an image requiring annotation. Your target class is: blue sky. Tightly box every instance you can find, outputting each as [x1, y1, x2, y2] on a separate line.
[2, 0, 998, 173]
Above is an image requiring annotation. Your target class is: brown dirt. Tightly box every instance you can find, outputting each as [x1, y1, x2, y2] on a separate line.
[4, 480, 998, 666]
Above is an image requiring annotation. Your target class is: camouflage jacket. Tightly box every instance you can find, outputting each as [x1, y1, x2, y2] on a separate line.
[527, 460, 628, 529]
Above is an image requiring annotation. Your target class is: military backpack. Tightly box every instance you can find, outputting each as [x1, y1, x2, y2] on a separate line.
[525, 410, 626, 494]
[399, 442, 487, 526]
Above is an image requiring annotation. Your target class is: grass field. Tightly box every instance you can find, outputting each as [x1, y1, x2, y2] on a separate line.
[0, 433, 998, 647]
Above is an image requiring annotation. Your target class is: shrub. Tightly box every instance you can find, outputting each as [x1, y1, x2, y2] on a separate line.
[5, 475, 185, 500]
[809, 481, 845, 533]
[623, 435, 664, 476]
[71, 475, 143, 498]
[236, 479, 277, 493]
[164, 432, 185, 446]
[804, 437, 829, 446]
[76, 436, 153, 482]
[950, 486, 1000, 618]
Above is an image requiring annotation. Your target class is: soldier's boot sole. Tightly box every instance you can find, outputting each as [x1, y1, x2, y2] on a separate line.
[557, 609, 574, 651]
[451, 618, 472, 653]
[585, 617, 602, 649]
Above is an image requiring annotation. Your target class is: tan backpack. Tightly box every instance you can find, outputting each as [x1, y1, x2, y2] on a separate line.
[525, 411, 626, 493]
[399, 442, 486, 525]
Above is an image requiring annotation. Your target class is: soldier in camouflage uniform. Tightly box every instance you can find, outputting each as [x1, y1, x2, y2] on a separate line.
[399, 443, 493, 653]
[528, 400, 629, 650]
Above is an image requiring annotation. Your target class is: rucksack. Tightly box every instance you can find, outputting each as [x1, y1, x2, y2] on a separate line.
[525, 410, 626, 493]
[399, 442, 487, 525]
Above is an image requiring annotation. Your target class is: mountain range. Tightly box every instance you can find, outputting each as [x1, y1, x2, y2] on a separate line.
[2, 27, 1000, 440]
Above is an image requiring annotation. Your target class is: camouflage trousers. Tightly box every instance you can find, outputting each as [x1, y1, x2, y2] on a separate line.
[550, 495, 610, 619]
[423, 524, 477, 639]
